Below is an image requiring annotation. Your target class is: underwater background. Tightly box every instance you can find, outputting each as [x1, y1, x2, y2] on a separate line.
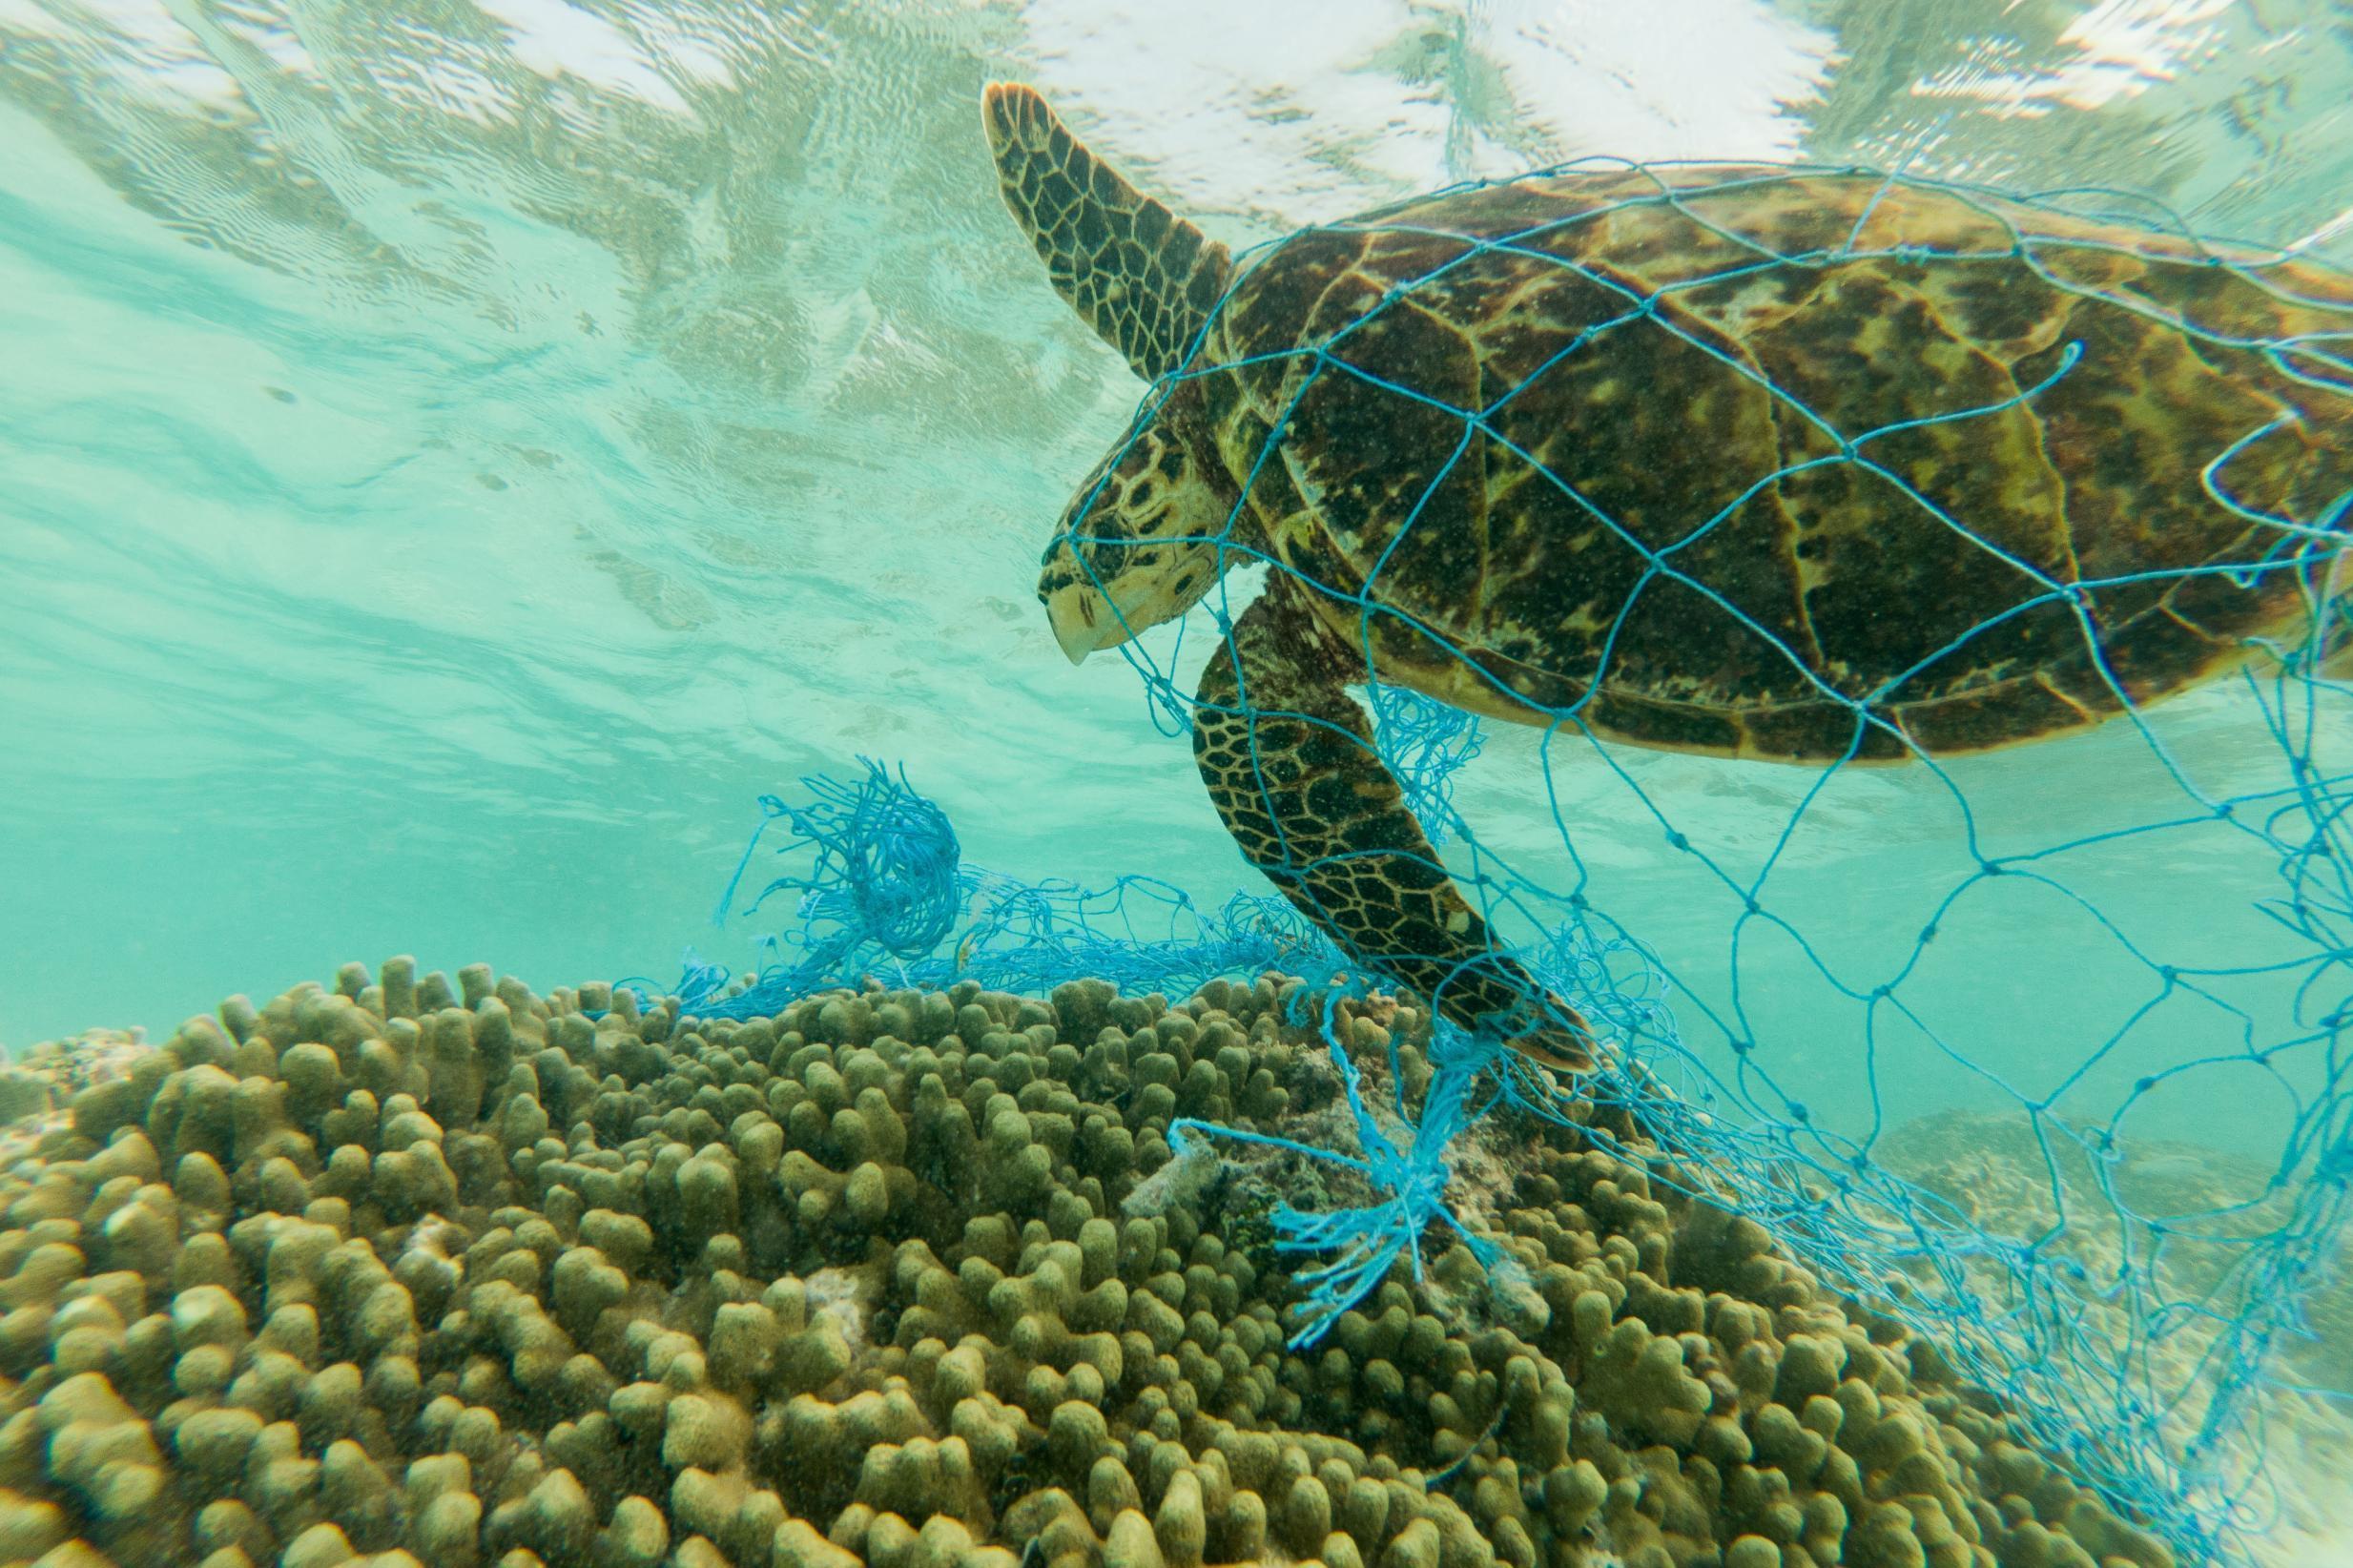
[3, 2, 2352, 1565]
[9, 0, 2353, 1065]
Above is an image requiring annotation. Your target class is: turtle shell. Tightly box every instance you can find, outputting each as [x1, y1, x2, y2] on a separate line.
[1196, 165, 2353, 761]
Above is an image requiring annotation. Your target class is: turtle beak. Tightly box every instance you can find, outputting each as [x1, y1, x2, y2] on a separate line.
[1043, 580, 1123, 665]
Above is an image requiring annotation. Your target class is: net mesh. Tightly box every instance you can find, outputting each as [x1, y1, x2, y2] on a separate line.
[658, 162, 2353, 1567]
[1127, 163, 2353, 1568]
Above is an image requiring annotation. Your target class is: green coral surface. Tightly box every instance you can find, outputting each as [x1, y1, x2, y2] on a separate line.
[0, 960, 2172, 1568]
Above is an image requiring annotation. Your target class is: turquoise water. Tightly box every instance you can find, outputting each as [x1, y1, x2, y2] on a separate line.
[4, 0, 2352, 1559]
[6, 0, 2350, 1054]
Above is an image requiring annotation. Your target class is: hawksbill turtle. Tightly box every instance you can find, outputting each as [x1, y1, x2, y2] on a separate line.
[981, 82, 2353, 1072]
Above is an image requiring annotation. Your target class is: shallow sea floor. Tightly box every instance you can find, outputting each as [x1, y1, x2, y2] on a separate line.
[0, 960, 2345, 1568]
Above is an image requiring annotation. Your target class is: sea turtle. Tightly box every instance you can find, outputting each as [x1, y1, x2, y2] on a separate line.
[981, 82, 2353, 1072]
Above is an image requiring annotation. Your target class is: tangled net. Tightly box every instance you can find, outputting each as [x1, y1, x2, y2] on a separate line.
[662, 165, 2353, 1567]
[665, 759, 1333, 1020]
[703, 761, 973, 996]
[1128, 163, 2353, 1568]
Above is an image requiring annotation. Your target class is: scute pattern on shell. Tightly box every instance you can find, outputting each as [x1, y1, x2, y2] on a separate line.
[1202, 166, 2353, 761]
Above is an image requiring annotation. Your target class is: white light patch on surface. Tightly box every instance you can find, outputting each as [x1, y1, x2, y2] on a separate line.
[617, 0, 739, 92]
[217, 0, 317, 77]
[1911, 0, 2236, 118]
[469, 0, 693, 116]
[2291, 202, 2353, 254]
[1013, 0, 1833, 235]
[22, 0, 244, 108]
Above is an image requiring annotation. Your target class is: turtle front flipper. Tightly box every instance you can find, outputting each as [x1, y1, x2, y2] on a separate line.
[1194, 578, 1597, 1074]
[981, 83, 1234, 383]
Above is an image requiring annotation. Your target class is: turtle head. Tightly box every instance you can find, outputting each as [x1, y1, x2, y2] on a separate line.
[1039, 382, 1243, 664]
[984, 82, 1248, 664]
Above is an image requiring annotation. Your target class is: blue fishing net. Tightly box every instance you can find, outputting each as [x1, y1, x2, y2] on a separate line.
[701, 760, 974, 999]
[645, 164, 2352, 1568]
[1369, 686, 1484, 849]
[1041, 164, 2353, 1568]
[1170, 988, 1519, 1351]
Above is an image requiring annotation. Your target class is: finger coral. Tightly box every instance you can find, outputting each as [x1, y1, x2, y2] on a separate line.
[0, 962, 2173, 1568]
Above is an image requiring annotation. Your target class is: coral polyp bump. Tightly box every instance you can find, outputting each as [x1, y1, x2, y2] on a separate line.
[0, 959, 2166, 1568]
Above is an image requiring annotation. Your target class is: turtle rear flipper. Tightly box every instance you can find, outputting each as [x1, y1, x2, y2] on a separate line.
[1194, 577, 1597, 1074]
